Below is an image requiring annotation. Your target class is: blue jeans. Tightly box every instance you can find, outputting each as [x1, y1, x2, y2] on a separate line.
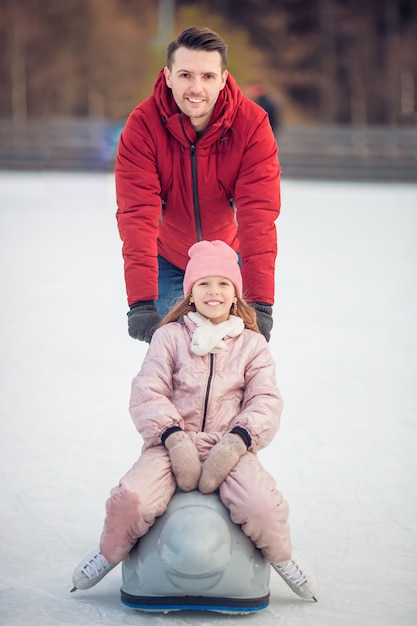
[156, 256, 185, 317]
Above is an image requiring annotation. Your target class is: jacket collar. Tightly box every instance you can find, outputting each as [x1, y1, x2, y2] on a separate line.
[152, 70, 243, 146]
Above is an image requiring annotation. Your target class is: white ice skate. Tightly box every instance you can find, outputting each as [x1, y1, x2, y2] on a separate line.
[272, 554, 317, 601]
[71, 548, 116, 592]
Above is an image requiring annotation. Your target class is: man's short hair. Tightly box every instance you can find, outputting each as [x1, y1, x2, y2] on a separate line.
[167, 27, 228, 71]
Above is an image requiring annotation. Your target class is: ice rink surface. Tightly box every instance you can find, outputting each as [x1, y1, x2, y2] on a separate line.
[1, 172, 416, 625]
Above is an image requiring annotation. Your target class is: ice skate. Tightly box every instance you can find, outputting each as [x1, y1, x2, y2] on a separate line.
[71, 547, 117, 592]
[271, 553, 317, 601]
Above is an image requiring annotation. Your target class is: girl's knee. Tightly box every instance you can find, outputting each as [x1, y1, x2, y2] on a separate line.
[220, 479, 287, 526]
[106, 485, 140, 517]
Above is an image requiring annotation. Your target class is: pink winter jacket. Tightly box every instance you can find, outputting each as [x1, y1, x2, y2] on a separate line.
[129, 316, 284, 455]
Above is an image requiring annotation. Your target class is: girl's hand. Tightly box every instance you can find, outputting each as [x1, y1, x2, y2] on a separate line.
[165, 430, 201, 491]
[199, 433, 246, 493]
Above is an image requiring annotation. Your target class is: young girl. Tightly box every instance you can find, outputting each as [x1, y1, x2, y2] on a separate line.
[71, 240, 317, 601]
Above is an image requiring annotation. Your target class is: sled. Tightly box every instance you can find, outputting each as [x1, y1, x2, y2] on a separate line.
[120, 489, 271, 614]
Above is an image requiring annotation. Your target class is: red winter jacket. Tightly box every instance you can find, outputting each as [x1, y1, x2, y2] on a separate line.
[115, 70, 281, 306]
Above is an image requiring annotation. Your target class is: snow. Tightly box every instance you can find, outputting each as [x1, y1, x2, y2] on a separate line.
[1, 172, 416, 625]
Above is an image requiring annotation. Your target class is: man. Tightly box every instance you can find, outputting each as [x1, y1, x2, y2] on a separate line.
[245, 82, 280, 134]
[116, 27, 281, 342]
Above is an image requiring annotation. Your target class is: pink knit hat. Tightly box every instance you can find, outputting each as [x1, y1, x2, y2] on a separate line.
[183, 240, 243, 297]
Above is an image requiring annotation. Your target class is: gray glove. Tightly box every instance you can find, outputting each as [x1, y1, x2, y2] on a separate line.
[251, 302, 273, 342]
[127, 301, 162, 343]
[164, 430, 201, 492]
[199, 433, 247, 494]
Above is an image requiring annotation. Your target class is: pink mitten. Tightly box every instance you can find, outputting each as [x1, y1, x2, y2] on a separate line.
[199, 433, 247, 494]
[165, 430, 201, 491]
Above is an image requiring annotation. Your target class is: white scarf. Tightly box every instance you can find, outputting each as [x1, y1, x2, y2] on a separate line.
[187, 311, 245, 356]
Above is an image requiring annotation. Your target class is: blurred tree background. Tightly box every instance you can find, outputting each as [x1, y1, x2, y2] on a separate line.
[0, 0, 416, 126]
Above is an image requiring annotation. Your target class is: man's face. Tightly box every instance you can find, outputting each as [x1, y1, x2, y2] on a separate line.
[164, 47, 228, 132]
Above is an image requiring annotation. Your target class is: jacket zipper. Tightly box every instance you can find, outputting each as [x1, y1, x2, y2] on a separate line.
[201, 353, 214, 431]
[190, 144, 202, 241]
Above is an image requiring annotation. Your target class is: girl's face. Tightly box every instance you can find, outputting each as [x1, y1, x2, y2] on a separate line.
[190, 276, 237, 324]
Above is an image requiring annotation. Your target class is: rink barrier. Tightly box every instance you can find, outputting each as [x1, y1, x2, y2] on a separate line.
[0, 119, 416, 182]
[277, 125, 417, 182]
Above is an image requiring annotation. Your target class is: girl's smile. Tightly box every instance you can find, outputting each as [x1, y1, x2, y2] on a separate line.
[191, 276, 236, 324]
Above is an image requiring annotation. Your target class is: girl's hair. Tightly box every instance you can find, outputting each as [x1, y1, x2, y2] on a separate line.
[159, 293, 260, 333]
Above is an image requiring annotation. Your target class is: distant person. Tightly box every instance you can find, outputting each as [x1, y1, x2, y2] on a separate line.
[115, 27, 280, 344]
[71, 240, 317, 602]
[246, 83, 280, 134]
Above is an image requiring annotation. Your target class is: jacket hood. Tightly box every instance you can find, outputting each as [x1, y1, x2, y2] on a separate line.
[152, 69, 243, 139]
